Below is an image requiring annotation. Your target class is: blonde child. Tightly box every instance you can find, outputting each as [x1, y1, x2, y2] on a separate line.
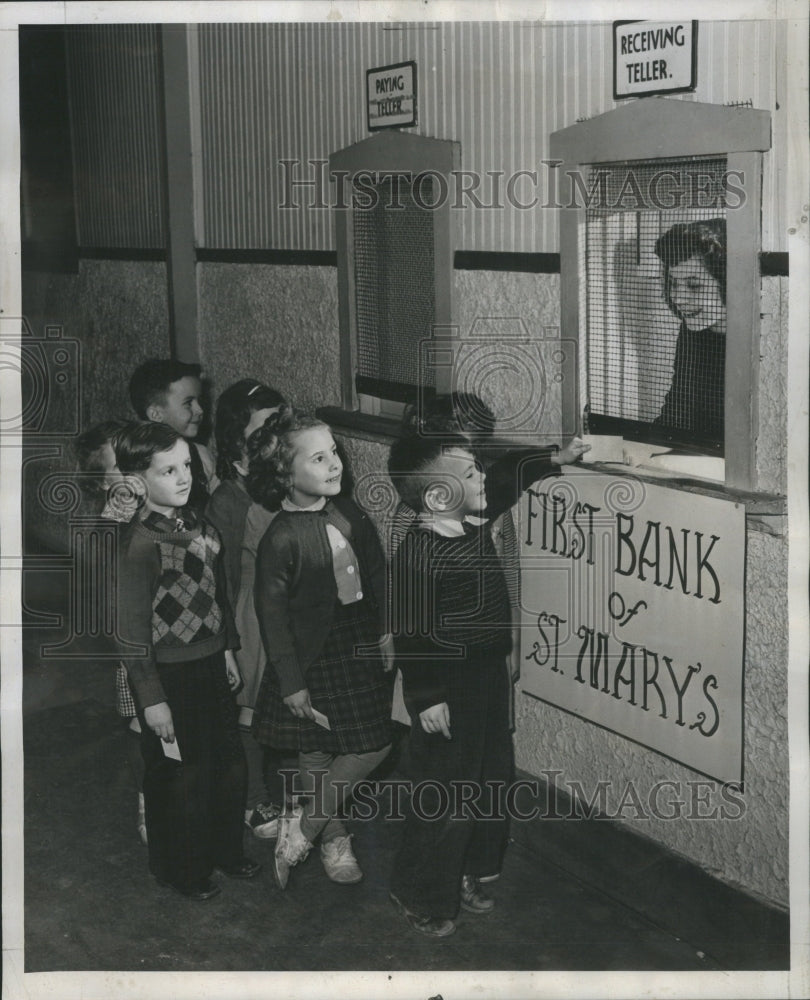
[246, 407, 393, 888]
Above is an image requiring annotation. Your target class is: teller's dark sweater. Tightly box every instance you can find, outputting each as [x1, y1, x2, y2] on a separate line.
[391, 523, 513, 714]
[655, 322, 725, 444]
[117, 510, 239, 710]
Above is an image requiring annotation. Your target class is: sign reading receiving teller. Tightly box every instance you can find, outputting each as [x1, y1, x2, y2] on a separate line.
[367, 61, 417, 131]
[519, 469, 745, 785]
[613, 20, 698, 100]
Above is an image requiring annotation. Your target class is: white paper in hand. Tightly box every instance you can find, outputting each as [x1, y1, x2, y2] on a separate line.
[161, 737, 182, 761]
[580, 434, 625, 464]
[311, 708, 331, 731]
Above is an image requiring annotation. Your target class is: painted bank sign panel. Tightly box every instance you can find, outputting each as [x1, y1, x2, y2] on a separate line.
[519, 469, 745, 784]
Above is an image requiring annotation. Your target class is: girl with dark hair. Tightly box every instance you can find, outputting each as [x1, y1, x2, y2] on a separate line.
[653, 217, 727, 444]
[205, 379, 287, 839]
[247, 406, 393, 890]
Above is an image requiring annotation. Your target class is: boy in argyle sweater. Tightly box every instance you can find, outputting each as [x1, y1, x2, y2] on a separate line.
[115, 421, 259, 900]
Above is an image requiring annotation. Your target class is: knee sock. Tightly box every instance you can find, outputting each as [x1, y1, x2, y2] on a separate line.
[240, 725, 269, 812]
[126, 724, 145, 794]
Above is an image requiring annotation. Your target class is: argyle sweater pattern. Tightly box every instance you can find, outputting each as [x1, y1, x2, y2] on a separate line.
[152, 538, 222, 645]
[117, 510, 238, 709]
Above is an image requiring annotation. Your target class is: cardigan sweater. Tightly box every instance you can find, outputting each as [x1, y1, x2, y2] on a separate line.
[117, 510, 238, 710]
[254, 495, 387, 698]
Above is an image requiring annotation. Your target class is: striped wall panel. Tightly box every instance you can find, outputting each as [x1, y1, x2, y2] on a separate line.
[196, 20, 784, 253]
[66, 24, 165, 248]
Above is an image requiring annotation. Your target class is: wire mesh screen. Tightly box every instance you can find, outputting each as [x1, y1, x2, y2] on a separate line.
[584, 157, 727, 452]
[353, 174, 436, 400]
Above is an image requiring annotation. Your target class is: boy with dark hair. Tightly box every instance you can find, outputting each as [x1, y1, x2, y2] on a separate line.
[128, 358, 218, 510]
[116, 420, 258, 900]
[387, 430, 586, 937]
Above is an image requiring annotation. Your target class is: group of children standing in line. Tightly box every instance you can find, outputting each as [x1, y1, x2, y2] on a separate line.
[75, 357, 587, 937]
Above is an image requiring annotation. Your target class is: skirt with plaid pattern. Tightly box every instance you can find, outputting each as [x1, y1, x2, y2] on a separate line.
[115, 663, 138, 718]
[252, 600, 393, 755]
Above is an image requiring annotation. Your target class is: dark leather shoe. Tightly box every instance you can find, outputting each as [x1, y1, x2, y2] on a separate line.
[215, 858, 262, 879]
[156, 876, 221, 901]
[460, 874, 494, 913]
[389, 892, 456, 938]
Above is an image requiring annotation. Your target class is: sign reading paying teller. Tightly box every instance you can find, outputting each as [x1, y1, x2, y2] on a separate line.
[519, 468, 744, 785]
[613, 20, 698, 100]
[367, 61, 417, 131]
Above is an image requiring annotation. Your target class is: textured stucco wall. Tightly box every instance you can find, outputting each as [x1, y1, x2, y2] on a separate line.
[21, 260, 170, 551]
[198, 263, 341, 411]
[22, 260, 170, 425]
[453, 271, 562, 442]
[756, 277, 788, 494]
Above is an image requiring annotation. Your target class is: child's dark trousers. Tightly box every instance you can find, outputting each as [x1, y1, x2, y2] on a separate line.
[139, 650, 247, 892]
[390, 655, 513, 919]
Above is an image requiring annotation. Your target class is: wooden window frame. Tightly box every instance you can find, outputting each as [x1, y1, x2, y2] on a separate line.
[551, 98, 771, 491]
[330, 130, 460, 412]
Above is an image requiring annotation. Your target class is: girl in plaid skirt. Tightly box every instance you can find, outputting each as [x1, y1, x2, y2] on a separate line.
[247, 407, 393, 889]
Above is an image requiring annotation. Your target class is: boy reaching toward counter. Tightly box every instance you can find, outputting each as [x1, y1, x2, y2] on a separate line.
[387, 430, 587, 937]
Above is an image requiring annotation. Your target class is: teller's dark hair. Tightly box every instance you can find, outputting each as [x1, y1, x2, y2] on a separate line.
[245, 405, 329, 511]
[654, 217, 727, 312]
[214, 379, 286, 481]
[387, 430, 474, 513]
[128, 358, 203, 419]
[114, 421, 185, 475]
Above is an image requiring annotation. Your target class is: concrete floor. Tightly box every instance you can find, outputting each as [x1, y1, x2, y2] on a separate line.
[19, 567, 789, 974]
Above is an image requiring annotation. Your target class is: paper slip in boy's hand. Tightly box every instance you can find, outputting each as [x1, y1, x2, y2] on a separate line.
[310, 708, 331, 731]
[161, 737, 182, 761]
[579, 434, 624, 464]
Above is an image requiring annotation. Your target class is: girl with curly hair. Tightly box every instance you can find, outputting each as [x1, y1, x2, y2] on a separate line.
[246, 407, 393, 890]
